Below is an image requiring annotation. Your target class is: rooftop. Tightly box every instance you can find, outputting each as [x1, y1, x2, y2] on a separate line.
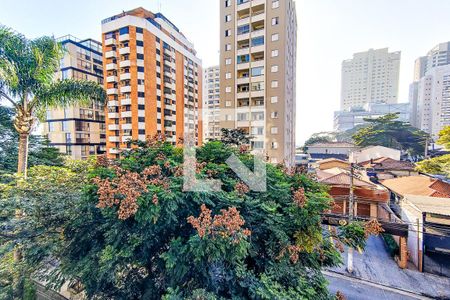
[382, 175, 450, 198]
[403, 195, 450, 217]
[317, 167, 379, 189]
[308, 142, 358, 148]
[360, 157, 415, 171]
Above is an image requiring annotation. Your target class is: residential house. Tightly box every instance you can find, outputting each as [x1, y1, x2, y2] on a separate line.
[397, 195, 450, 277]
[316, 167, 390, 219]
[349, 145, 401, 163]
[359, 157, 418, 180]
[382, 175, 450, 199]
[315, 158, 350, 171]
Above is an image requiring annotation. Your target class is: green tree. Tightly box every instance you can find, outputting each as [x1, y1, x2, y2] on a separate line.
[437, 126, 450, 150]
[0, 140, 376, 299]
[0, 106, 65, 176]
[415, 154, 450, 178]
[220, 128, 252, 146]
[352, 113, 429, 156]
[0, 26, 106, 176]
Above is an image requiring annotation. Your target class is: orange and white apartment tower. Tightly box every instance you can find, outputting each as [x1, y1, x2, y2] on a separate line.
[101, 7, 203, 158]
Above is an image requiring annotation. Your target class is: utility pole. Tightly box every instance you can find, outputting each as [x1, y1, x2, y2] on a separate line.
[347, 162, 355, 273]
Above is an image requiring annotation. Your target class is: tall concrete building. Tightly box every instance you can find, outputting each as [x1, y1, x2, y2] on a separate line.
[409, 42, 450, 133]
[44, 35, 106, 159]
[102, 7, 202, 158]
[415, 65, 450, 139]
[219, 0, 297, 166]
[341, 48, 401, 111]
[203, 66, 221, 141]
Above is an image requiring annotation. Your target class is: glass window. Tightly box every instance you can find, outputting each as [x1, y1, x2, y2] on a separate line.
[272, 17, 279, 25]
[251, 36, 264, 47]
[61, 121, 69, 131]
[237, 54, 250, 64]
[237, 0, 249, 4]
[225, 29, 231, 37]
[237, 24, 250, 35]
[251, 66, 264, 77]
[251, 81, 264, 91]
[136, 27, 143, 33]
[119, 27, 129, 35]
[48, 122, 56, 132]
[251, 141, 264, 149]
[251, 112, 264, 121]
[137, 40, 144, 46]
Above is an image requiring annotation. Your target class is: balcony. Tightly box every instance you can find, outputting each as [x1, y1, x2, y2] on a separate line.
[237, 47, 250, 56]
[109, 148, 120, 154]
[120, 73, 131, 81]
[121, 98, 131, 105]
[121, 123, 132, 130]
[106, 75, 118, 83]
[237, 77, 250, 84]
[120, 60, 131, 68]
[237, 33, 250, 42]
[120, 86, 131, 93]
[105, 51, 116, 58]
[252, 11, 265, 22]
[137, 85, 145, 92]
[108, 124, 119, 130]
[121, 111, 132, 118]
[122, 136, 132, 143]
[109, 136, 120, 142]
[106, 63, 117, 70]
[138, 98, 145, 105]
[107, 88, 118, 95]
[237, 16, 250, 27]
[118, 34, 129, 42]
[237, 62, 250, 70]
[108, 112, 119, 119]
[251, 29, 265, 38]
[237, 0, 251, 10]
[107, 100, 119, 107]
[119, 47, 130, 55]
[104, 38, 116, 46]
[237, 91, 250, 98]
[251, 90, 265, 98]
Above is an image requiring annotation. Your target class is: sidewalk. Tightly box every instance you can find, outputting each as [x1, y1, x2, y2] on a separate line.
[327, 236, 450, 299]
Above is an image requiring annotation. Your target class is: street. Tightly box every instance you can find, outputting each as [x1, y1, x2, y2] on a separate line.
[325, 271, 431, 300]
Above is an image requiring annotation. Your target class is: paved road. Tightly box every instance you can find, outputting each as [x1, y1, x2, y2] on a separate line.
[329, 236, 450, 299]
[326, 272, 430, 300]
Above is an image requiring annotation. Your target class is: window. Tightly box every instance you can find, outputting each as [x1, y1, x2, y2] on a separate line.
[272, 17, 279, 25]
[251, 126, 264, 135]
[251, 141, 264, 149]
[226, 86, 232, 93]
[225, 44, 232, 51]
[226, 72, 232, 79]
[225, 58, 232, 65]
[271, 127, 278, 134]
[252, 112, 264, 121]
[235, 113, 247, 122]
[136, 27, 143, 33]
[225, 29, 231, 37]
[271, 49, 279, 57]
[138, 66, 145, 72]
[225, 0, 231, 7]
[271, 80, 278, 88]
[271, 65, 278, 73]
[251, 82, 264, 91]
[237, 0, 249, 4]
[271, 96, 278, 103]
[271, 33, 279, 41]
[225, 14, 232, 22]
[251, 66, 264, 77]
[272, 0, 279, 8]
[119, 27, 129, 35]
[237, 24, 250, 35]
[61, 121, 69, 131]
[226, 101, 232, 107]
[251, 36, 264, 47]
[271, 142, 278, 149]
[48, 122, 56, 132]
[137, 40, 144, 47]
[271, 111, 279, 118]
[65, 133, 72, 143]
[61, 69, 69, 80]
[237, 54, 250, 64]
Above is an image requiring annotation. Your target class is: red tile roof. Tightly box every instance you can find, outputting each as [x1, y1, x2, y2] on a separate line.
[381, 176, 450, 197]
[360, 157, 415, 171]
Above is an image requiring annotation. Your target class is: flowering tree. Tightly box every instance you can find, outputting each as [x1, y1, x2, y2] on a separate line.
[2, 140, 374, 299]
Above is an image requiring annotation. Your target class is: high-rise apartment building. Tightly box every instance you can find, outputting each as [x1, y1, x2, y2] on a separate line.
[44, 35, 106, 159]
[415, 64, 450, 139]
[220, 0, 297, 166]
[203, 66, 221, 141]
[409, 42, 450, 134]
[102, 7, 202, 158]
[341, 48, 401, 111]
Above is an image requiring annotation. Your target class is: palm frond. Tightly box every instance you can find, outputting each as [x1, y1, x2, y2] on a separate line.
[34, 79, 106, 117]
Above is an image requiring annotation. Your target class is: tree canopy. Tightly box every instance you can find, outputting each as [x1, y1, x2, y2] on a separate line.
[437, 126, 450, 150]
[352, 113, 429, 156]
[415, 154, 450, 178]
[0, 140, 376, 299]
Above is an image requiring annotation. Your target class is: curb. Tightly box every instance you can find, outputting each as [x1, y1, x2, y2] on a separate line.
[323, 270, 446, 300]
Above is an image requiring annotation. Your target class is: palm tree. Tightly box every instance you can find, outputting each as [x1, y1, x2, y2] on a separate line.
[0, 26, 106, 177]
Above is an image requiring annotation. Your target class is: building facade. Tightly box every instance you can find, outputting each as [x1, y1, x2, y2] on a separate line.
[203, 66, 221, 141]
[409, 42, 450, 139]
[102, 7, 202, 158]
[341, 48, 401, 111]
[334, 102, 410, 131]
[44, 35, 106, 160]
[219, 0, 297, 166]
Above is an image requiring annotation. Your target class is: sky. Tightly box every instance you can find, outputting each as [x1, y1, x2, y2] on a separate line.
[1, 0, 450, 144]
